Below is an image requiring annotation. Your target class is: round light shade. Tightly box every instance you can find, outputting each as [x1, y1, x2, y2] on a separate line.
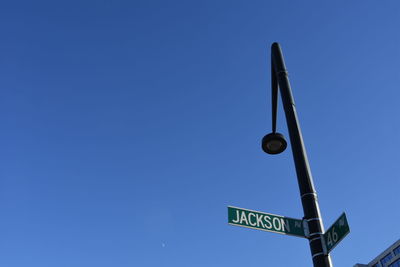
[261, 132, 287, 154]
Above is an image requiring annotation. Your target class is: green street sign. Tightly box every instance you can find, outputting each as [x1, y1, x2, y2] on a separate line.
[323, 212, 350, 254]
[228, 206, 305, 238]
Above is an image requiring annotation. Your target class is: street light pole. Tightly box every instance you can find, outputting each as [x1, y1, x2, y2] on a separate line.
[265, 42, 333, 267]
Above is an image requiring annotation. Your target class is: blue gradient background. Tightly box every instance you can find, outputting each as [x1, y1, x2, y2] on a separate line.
[1, 1, 400, 266]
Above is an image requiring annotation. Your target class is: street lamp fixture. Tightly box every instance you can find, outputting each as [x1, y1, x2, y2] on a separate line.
[261, 132, 287, 154]
[262, 42, 332, 267]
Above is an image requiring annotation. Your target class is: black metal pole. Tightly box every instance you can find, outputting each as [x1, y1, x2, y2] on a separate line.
[270, 43, 332, 267]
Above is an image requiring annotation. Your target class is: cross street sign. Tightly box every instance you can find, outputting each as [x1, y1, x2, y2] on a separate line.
[323, 212, 350, 254]
[228, 206, 305, 238]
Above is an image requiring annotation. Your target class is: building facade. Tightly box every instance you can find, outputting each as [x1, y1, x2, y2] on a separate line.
[354, 239, 400, 267]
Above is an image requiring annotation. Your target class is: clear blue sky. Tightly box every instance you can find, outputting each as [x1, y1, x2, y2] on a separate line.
[1, 1, 400, 266]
